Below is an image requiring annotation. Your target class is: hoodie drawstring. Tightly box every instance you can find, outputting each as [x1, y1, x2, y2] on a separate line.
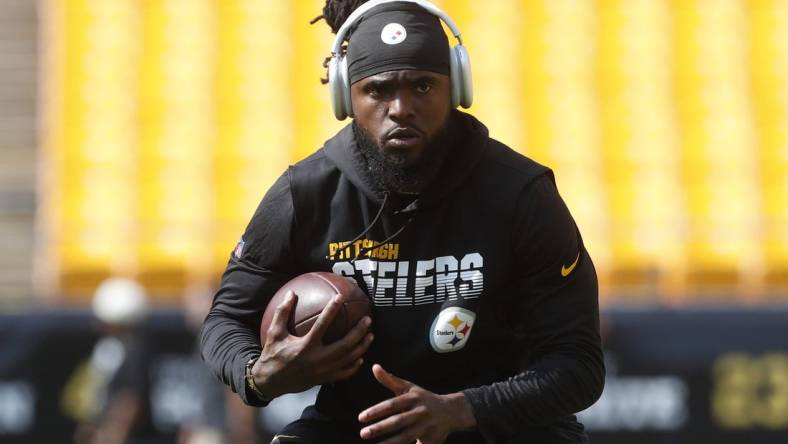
[349, 191, 415, 264]
[345, 191, 389, 259]
[339, 192, 417, 303]
[354, 216, 413, 261]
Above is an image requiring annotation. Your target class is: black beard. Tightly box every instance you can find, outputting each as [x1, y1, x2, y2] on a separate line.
[351, 116, 453, 194]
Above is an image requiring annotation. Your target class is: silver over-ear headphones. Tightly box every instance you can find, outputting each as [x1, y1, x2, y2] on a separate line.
[327, 0, 473, 120]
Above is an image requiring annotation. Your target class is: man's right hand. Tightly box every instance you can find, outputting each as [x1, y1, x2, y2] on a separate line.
[251, 290, 374, 398]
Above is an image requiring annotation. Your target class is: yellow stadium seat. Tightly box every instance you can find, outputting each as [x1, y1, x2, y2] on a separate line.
[39, 0, 788, 301]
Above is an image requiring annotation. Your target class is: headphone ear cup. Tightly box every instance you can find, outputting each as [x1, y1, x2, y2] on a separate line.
[328, 56, 347, 120]
[454, 44, 473, 108]
[339, 55, 353, 118]
[449, 46, 461, 108]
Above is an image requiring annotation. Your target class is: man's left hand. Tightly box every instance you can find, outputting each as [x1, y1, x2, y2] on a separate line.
[358, 364, 477, 444]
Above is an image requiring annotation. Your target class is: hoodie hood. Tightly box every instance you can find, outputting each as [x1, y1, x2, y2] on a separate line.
[323, 110, 489, 213]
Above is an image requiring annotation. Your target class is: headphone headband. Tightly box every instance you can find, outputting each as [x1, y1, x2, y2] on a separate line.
[327, 0, 473, 119]
[331, 0, 463, 56]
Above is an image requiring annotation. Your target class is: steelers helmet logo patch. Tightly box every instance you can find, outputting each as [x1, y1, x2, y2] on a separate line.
[429, 307, 476, 353]
[381, 23, 407, 45]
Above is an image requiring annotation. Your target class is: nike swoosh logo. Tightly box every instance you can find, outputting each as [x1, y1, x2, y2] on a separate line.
[561, 252, 580, 277]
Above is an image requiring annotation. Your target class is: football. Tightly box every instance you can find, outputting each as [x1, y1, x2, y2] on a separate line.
[259, 272, 371, 345]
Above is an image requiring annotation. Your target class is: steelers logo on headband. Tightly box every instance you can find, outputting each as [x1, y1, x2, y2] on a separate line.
[346, 2, 450, 85]
[381, 23, 407, 45]
[328, 0, 473, 120]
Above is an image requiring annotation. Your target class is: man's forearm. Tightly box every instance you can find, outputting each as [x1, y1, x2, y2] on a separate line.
[200, 312, 263, 405]
[462, 353, 604, 442]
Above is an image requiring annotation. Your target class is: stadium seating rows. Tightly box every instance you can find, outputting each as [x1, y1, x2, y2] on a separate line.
[40, 0, 788, 302]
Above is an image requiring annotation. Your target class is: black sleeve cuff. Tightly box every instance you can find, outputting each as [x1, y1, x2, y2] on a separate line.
[462, 387, 503, 443]
[235, 352, 271, 407]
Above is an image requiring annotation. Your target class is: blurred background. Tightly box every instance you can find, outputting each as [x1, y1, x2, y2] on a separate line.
[1, 0, 787, 442]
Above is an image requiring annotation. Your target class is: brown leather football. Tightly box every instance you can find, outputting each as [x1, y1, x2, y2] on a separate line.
[259, 272, 371, 345]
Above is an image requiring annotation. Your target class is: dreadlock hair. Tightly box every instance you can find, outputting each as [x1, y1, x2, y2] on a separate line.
[311, 0, 369, 33]
[310, 0, 370, 84]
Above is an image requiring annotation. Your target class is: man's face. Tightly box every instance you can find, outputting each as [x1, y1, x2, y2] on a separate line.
[350, 70, 452, 167]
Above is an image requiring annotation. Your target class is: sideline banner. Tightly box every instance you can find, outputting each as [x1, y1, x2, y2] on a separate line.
[0, 308, 786, 443]
[580, 308, 788, 443]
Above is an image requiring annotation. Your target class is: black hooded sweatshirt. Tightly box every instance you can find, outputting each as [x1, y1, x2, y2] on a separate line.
[200, 111, 604, 443]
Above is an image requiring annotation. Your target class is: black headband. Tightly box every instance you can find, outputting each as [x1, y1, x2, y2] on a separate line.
[346, 2, 450, 85]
